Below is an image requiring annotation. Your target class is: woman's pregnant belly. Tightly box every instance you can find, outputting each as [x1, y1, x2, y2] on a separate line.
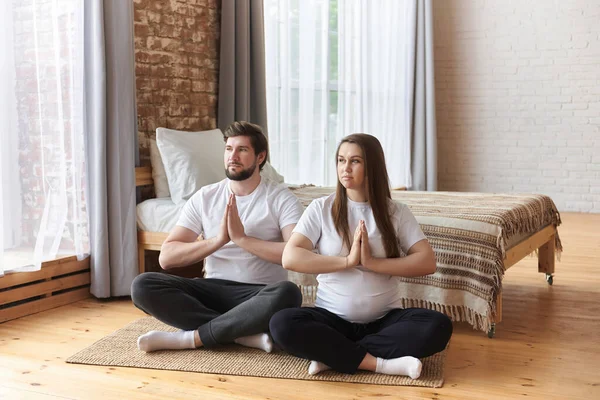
[315, 267, 400, 323]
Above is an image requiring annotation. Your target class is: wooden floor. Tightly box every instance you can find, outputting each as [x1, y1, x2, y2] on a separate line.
[1, 212, 599, 400]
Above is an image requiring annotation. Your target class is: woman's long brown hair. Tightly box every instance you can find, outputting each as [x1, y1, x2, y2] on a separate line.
[332, 134, 400, 258]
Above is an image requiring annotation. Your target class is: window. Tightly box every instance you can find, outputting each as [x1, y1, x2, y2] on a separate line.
[0, 0, 88, 275]
[264, 0, 412, 188]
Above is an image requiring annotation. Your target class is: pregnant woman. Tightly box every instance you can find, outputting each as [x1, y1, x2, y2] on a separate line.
[269, 133, 453, 378]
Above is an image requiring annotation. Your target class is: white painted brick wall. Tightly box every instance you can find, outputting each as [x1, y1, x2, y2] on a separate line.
[433, 0, 600, 213]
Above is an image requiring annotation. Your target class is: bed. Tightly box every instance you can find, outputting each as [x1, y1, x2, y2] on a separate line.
[135, 166, 562, 337]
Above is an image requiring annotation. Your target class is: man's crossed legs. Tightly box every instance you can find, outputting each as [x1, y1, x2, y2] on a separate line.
[131, 273, 302, 352]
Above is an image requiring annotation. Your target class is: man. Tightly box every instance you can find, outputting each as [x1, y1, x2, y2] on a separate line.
[131, 121, 304, 353]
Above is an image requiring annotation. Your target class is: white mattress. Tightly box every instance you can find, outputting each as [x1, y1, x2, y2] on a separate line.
[136, 198, 184, 233]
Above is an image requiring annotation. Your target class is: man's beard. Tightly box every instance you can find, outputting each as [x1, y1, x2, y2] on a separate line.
[225, 162, 258, 181]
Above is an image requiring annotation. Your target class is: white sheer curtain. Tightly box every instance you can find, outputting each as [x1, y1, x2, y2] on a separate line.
[264, 0, 412, 187]
[0, 0, 88, 276]
[265, 0, 331, 185]
[0, 0, 20, 277]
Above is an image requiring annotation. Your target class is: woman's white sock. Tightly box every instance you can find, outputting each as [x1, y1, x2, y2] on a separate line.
[375, 356, 422, 379]
[308, 360, 331, 375]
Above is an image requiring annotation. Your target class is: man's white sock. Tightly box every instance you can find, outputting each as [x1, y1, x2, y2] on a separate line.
[375, 356, 422, 379]
[308, 360, 331, 375]
[137, 330, 196, 352]
[234, 333, 273, 353]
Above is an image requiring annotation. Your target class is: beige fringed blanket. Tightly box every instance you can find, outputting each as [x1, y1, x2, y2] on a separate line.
[288, 187, 562, 332]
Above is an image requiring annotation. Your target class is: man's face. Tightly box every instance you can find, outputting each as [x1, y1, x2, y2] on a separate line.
[224, 136, 264, 181]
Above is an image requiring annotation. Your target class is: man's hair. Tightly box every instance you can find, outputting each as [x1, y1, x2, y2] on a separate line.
[223, 121, 268, 170]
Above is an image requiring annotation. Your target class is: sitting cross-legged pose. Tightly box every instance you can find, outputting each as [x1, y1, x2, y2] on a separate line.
[269, 133, 453, 378]
[131, 121, 304, 353]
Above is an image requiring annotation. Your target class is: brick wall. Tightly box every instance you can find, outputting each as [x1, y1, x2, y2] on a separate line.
[133, 0, 221, 168]
[133, 0, 220, 272]
[434, 0, 600, 213]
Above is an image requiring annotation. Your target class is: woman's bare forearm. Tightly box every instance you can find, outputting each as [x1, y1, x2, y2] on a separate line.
[282, 246, 348, 274]
[363, 250, 436, 277]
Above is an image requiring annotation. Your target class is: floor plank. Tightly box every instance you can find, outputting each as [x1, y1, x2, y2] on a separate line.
[1, 212, 599, 399]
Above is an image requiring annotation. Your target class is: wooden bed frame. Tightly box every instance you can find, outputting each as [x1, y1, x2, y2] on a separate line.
[134, 166, 557, 337]
[135, 166, 169, 275]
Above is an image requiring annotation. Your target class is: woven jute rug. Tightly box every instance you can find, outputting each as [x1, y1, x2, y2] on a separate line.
[67, 317, 446, 387]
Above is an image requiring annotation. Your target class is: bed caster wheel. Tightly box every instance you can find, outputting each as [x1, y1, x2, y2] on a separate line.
[546, 274, 553, 285]
[487, 323, 496, 339]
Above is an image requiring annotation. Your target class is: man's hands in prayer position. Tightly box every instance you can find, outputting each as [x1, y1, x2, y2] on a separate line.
[227, 194, 246, 244]
[216, 197, 231, 246]
[215, 194, 246, 247]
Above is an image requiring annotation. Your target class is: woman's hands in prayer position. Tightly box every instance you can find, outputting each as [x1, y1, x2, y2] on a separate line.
[345, 220, 374, 269]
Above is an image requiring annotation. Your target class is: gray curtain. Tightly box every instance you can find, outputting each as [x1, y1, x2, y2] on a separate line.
[218, 0, 268, 134]
[408, 0, 437, 191]
[84, 0, 138, 297]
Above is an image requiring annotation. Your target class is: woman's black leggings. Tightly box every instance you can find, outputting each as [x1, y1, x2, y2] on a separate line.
[270, 306, 453, 374]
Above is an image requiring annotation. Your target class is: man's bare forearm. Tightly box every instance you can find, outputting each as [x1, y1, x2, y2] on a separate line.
[159, 237, 224, 270]
[234, 236, 286, 264]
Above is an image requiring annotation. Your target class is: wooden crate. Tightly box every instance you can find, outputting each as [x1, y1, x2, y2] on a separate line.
[0, 256, 91, 323]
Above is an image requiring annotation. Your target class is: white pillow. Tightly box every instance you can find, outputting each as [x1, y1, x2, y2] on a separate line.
[148, 138, 170, 198]
[261, 161, 285, 184]
[156, 127, 226, 204]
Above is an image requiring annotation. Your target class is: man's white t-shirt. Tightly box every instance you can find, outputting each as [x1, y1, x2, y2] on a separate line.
[293, 194, 427, 323]
[176, 178, 304, 285]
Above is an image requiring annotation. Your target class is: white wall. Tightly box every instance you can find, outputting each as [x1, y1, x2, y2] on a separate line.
[434, 0, 600, 212]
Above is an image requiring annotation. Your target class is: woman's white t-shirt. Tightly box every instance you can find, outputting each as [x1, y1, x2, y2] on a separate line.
[293, 194, 427, 323]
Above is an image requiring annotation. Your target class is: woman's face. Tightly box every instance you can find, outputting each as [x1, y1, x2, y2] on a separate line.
[337, 142, 365, 191]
